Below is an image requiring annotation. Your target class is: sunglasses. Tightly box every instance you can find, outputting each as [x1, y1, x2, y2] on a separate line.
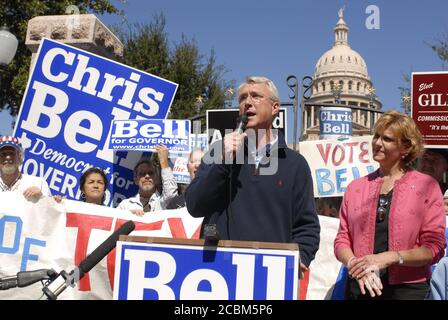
[376, 195, 389, 222]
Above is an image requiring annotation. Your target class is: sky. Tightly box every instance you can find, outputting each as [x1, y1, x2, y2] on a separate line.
[1, 0, 448, 142]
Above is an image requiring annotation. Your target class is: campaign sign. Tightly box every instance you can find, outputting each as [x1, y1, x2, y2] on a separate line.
[172, 156, 191, 184]
[319, 107, 352, 139]
[299, 136, 378, 197]
[190, 133, 208, 150]
[13, 38, 178, 206]
[110, 119, 190, 153]
[412, 72, 448, 148]
[207, 108, 287, 145]
[114, 241, 299, 300]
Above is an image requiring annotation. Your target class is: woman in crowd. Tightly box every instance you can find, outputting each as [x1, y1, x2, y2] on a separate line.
[79, 167, 108, 205]
[334, 111, 446, 300]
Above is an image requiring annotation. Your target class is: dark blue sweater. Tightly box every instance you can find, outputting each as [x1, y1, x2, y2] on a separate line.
[185, 133, 320, 267]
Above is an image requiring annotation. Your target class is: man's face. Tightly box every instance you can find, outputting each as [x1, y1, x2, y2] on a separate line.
[187, 150, 204, 179]
[418, 151, 448, 182]
[134, 163, 158, 194]
[238, 83, 279, 130]
[0, 146, 20, 176]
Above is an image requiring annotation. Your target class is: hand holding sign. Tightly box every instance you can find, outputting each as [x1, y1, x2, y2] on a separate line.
[154, 144, 170, 169]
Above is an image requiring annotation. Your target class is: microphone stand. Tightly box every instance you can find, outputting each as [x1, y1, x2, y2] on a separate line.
[0, 269, 57, 290]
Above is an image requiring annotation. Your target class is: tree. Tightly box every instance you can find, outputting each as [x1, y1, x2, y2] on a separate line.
[0, 0, 119, 117]
[398, 34, 448, 114]
[429, 33, 448, 68]
[119, 14, 231, 121]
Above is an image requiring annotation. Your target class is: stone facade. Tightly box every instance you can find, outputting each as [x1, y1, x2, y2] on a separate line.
[25, 14, 123, 67]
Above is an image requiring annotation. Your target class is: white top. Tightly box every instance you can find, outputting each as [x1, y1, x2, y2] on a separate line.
[117, 167, 178, 212]
[247, 132, 278, 169]
[0, 174, 51, 196]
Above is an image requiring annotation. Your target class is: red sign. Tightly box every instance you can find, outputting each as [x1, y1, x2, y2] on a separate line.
[412, 72, 448, 148]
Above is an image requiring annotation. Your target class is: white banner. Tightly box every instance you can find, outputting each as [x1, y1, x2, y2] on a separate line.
[299, 136, 379, 197]
[0, 192, 346, 300]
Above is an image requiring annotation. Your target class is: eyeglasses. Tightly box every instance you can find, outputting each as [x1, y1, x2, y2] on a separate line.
[238, 94, 270, 105]
[376, 195, 389, 222]
[137, 170, 155, 177]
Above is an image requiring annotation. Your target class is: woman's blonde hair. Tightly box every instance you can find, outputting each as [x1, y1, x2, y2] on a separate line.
[373, 110, 424, 164]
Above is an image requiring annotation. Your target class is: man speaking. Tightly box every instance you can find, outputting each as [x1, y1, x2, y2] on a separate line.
[186, 76, 320, 273]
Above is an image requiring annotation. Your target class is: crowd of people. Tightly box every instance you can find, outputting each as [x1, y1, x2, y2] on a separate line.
[1, 76, 448, 300]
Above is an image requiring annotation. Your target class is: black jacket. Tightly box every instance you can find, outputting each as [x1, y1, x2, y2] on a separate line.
[185, 132, 320, 266]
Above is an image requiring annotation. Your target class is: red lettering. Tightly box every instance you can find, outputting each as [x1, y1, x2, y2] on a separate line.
[343, 142, 358, 163]
[316, 143, 332, 165]
[299, 269, 310, 300]
[66, 213, 113, 291]
[332, 145, 345, 166]
[359, 141, 369, 163]
[106, 219, 164, 290]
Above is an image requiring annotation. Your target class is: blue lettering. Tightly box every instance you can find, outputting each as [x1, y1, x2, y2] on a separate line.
[0, 215, 22, 254]
[366, 165, 375, 174]
[21, 238, 46, 271]
[351, 167, 360, 180]
[316, 169, 334, 196]
[335, 168, 348, 193]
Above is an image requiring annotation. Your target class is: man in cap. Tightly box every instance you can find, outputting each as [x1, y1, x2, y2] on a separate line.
[0, 135, 51, 200]
[418, 148, 448, 193]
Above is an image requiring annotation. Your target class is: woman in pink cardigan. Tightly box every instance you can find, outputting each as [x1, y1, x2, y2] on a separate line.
[334, 111, 446, 300]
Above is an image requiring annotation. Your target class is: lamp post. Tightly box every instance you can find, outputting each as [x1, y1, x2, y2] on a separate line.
[0, 26, 18, 72]
[224, 87, 234, 108]
[332, 83, 343, 104]
[401, 94, 411, 115]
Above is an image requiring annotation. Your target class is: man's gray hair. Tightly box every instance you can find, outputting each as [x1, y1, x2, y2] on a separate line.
[237, 76, 280, 102]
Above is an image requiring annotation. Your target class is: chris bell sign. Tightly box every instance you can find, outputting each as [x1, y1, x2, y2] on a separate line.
[319, 107, 353, 139]
[110, 119, 191, 153]
[113, 240, 299, 300]
[13, 38, 178, 206]
[412, 71, 448, 148]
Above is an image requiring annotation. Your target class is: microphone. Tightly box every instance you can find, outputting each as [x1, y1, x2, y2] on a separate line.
[0, 269, 57, 290]
[42, 220, 135, 300]
[235, 113, 248, 134]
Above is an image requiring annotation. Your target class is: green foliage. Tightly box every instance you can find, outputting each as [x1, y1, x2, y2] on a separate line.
[0, 0, 119, 116]
[399, 34, 448, 114]
[119, 13, 231, 121]
[429, 34, 448, 68]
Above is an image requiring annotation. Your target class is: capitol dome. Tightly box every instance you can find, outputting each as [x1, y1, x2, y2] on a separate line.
[315, 45, 369, 80]
[301, 8, 383, 142]
[314, 15, 369, 80]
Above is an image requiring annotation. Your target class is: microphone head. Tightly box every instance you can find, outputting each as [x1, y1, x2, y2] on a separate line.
[237, 113, 249, 130]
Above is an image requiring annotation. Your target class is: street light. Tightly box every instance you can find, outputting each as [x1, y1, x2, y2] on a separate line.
[401, 94, 411, 115]
[224, 87, 234, 108]
[0, 26, 18, 71]
[332, 83, 343, 104]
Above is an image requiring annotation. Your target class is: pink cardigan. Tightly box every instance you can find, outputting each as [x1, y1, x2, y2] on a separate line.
[334, 169, 446, 284]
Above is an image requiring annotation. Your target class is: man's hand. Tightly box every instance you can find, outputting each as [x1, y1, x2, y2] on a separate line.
[53, 195, 65, 203]
[130, 209, 145, 217]
[299, 262, 309, 280]
[23, 186, 42, 200]
[223, 132, 246, 162]
[155, 144, 170, 169]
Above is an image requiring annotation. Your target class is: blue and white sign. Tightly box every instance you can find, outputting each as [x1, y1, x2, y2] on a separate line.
[319, 107, 352, 139]
[114, 241, 299, 300]
[172, 156, 191, 184]
[111, 119, 190, 153]
[13, 38, 178, 206]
